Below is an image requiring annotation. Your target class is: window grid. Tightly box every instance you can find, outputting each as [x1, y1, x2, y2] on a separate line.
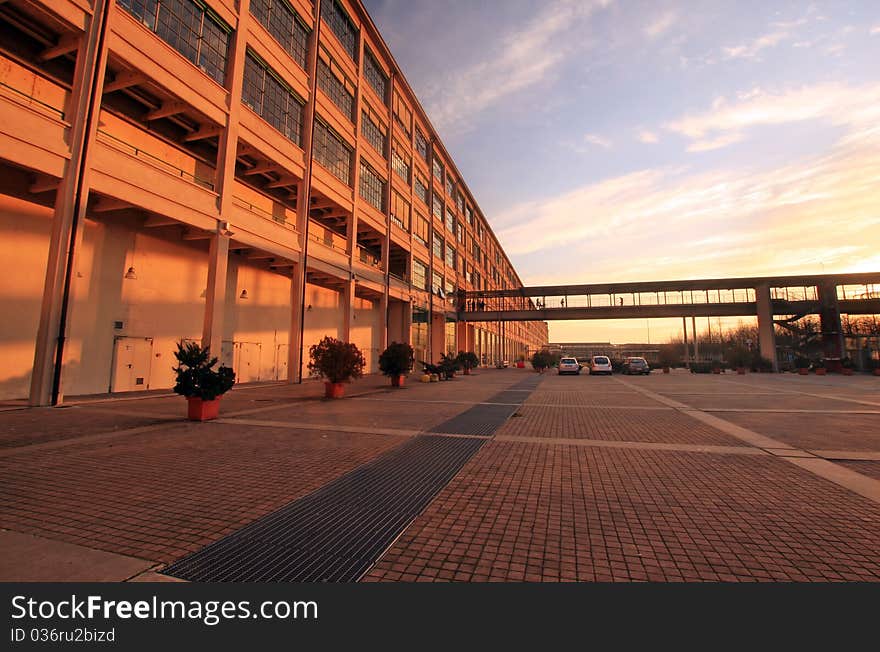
[318, 55, 355, 121]
[363, 47, 388, 102]
[445, 246, 456, 271]
[432, 158, 444, 183]
[313, 119, 352, 185]
[391, 146, 411, 184]
[359, 159, 386, 212]
[392, 92, 412, 139]
[321, 0, 358, 62]
[414, 175, 428, 205]
[413, 212, 429, 245]
[361, 108, 387, 157]
[445, 205, 455, 234]
[120, 0, 229, 84]
[432, 230, 443, 261]
[250, 0, 309, 70]
[412, 259, 428, 291]
[415, 129, 428, 161]
[432, 192, 443, 220]
[391, 191, 410, 230]
[445, 176, 455, 198]
[242, 52, 304, 145]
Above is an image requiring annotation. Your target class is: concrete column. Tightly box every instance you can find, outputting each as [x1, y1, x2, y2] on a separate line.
[30, 0, 111, 406]
[430, 312, 445, 362]
[292, 0, 322, 382]
[691, 315, 699, 361]
[202, 234, 230, 357]
[817, 281, 845, 365]
[402, 301, 412, 345]
[755, 283, 778, 371]
[682, 316, 689, 367]
[341, 279, 355, 342]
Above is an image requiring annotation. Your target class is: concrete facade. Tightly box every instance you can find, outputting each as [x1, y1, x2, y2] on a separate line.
[0, 0, 548, 403]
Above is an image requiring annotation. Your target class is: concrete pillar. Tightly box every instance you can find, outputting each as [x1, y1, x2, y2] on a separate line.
[755, 283, 778, 371]
[430, 312, 446, 362]
[30, 0, 111, 406]
[202, 234, 230, 357]
[341, 279, 355, 342]
[682, 316, 689, 367]
[691, 315, 699, 361]
[402, 301, 412, 345]
[292, 0, 322, 382]
[817, 282, 845, 366]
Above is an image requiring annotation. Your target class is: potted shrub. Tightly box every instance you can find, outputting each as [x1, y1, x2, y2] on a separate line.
[379, 342, 414, 387]
[869, 359, 880, 377]
[727, 348, 750, 375]
[531, 350, 552, 374]
[814, 359, 827, 376]
[711, 361, 723, 374]
[794, 357, 810, 375]
[840, 357, 855, 376]
[173, 341, 235, 421]
[456, 351, 480, 375]
[308, 336, 365, 398]
[515, 355, 526, 369]
[658, 350, 676, 374]
[438, 353, 461, 380]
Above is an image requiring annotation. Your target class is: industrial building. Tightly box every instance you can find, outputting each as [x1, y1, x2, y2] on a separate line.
[0, 0, 548, 404]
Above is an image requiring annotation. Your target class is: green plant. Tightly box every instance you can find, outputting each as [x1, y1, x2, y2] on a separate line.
[378, 342, 414, 377]
[813, 358, 826, 369]
[438, 352, 461, 379]
[689, 362, 714, 374]
[308, 336, 365, 384]
[172, 341, 235, 401]
[726, 347, 751, 369]
[658, 348, 678, 368]
[530, 350, 553, 371]
[456, 350, 479, 371]
[841, 357, 855, 369]
[794, 357, 811, 369]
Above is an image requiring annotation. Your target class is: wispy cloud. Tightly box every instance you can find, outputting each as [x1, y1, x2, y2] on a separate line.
[497, 113, 880, 283]
[664, 82, 880, 152]
[722, 29, 791, 60]
[421, 0, 612, 134]
[583, 133, 612, 149]
[637, 130, 659, 144]
[644, 12, 677, 39]
[871, 25, 880, 35]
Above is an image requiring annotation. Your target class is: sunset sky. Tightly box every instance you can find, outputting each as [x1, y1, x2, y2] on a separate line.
[364, 0, 880, 343]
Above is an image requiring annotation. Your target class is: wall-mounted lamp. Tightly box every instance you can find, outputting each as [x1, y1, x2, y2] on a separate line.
[124, 267, 137, 280]
[306, 304, 313, 311]
[239, 289, 249, 300]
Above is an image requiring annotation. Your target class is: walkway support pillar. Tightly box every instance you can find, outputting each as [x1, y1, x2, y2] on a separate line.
[755, 283, 778, 372]
[817, 281, 845, 367]
[202, 233, 230, 358]
[682, 316, 690, 367]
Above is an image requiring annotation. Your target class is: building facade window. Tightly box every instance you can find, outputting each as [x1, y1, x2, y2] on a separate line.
[465, 205, 473, 226]
[445, 245, 456, 271]
[413, 212, 429, 245]
[392, 92, 412, 139]
[415, 129, 429, 161]
[318, 51, 355, 121]
[250, 0, 309, 70]
[242, 51, 304, 145]
[414, 174, 428, 205]
[432, 230, 443, 261]
[313, 118, 352, 185]
[321, 0, 358, 62]
[456, 193, 464, 214]
[363, 47, 388, 102]
[361, 106, 387, 157]
[432, 158, 444, 183]
[457, 220, 465, 243]
[119, 0, 230, 84]
[445, 176, 455, 198]
[391, 145, 411, 184]
[432, 191, 443, 220]
[445, 205, 455, 234]
[432, 271, 443, 294]
[391, 190, 410, 230]
[359, 159, 386, 212]
[412, 259, 428, 291]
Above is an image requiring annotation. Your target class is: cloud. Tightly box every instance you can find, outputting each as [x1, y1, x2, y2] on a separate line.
[644, 12, 676, 39]
[421, 0, 612, 133]
[686, 132, 744, 152]
[637, 130, 659, 144]
[871, 25, 880, 35]
[583, 133, 612, 149]
[722, 29, 790, 60]
[496, 111, 880, 284]
[664, 82, 880, 152]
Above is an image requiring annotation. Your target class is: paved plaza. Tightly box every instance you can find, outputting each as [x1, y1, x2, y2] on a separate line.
[1, 369, 879, 582]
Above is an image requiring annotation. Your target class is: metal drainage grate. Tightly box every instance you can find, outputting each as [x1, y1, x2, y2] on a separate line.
[484, 390, 529, 405]
[428, 403, 520, 436]
[162, 434, 486, 582]
[510, 376, 545, 391]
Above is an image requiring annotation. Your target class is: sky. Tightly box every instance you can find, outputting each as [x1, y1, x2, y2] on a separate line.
[363, 0, 880, 343]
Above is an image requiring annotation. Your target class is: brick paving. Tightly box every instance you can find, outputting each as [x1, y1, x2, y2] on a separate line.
[1, 369, 879, 582]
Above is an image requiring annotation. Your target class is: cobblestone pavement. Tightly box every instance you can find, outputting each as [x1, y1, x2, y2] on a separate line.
[1, 369, 879, 581]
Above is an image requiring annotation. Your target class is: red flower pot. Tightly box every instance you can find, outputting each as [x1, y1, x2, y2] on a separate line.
[187, 397, 221, 421]
[815, 368, 827, 376]
[516, 362, 525, 368]
[391, 375, 405, 387]
[325, 382, 345, 399]
[663, 367, 670, 374]
[712, 368, 721, 374]
[797, 368, 809, 375]
[842, 368, 854, 376]
[873, 368, 880, 376]
[463, 368, 471, 375]
[736, 368, 746, 375]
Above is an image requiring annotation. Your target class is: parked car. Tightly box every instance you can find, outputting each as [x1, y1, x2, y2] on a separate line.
[589, 355, 613, 375]
[621, 357, 651, 375]
[558, 357, 581, 375]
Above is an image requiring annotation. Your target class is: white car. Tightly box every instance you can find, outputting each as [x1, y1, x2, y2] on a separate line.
[558, 357, 581, 375]
[589, 355, 613, 375]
